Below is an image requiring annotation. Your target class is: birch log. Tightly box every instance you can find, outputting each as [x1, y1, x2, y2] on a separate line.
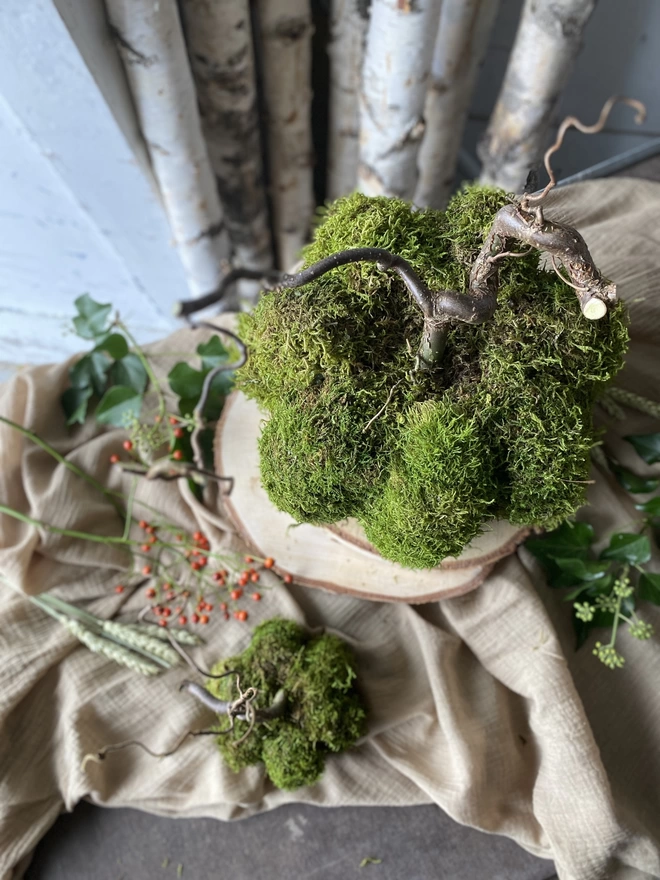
[179, 0, 272, 278]
[414, 0, 500, 209]
[105, 0, 230, 298]
[478, 0, 597, 193]
[326, 0, 370, 200]
[357, 0, 443, 200]
[255, 0, 315, 271]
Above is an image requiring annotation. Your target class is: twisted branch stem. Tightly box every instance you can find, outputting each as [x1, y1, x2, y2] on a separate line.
[81, 728, 219, 770]
[173, 100, 638, 370]
[522, 96, 646, 207]
[179, 679, 287, 724]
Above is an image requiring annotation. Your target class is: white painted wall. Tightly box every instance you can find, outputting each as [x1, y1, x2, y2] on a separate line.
[0, 0, 189, 365]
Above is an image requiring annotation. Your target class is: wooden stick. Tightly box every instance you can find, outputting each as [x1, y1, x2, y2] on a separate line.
[106, 0, 230, 297]
[180, 0, 273, 303]
[414, 0, 500, 209]
[255, 0, 315, 270]
[478, 0, 598, 193]
[357, 0, 442, 199]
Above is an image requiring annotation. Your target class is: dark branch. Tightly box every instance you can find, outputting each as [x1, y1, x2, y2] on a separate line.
[175, 268, 284, 317]
[179, 679, 287, 723]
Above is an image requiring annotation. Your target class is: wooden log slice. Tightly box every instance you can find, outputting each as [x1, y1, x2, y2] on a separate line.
[215, 391, 529, 603]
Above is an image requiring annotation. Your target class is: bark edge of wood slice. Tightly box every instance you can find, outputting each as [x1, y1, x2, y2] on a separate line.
[215, 391, 529, 604]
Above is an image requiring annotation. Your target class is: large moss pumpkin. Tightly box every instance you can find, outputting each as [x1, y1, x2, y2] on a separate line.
[236, 187, 628, 569]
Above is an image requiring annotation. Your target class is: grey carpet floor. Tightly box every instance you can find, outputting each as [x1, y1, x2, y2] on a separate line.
[25, 800, 556, 880]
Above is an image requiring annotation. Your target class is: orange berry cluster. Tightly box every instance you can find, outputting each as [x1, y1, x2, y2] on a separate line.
[118, 520, 295, 629]
[108, 415, 191, 468]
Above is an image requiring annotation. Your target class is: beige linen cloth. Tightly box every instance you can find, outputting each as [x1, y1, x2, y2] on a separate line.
[2, 179, 660, 880]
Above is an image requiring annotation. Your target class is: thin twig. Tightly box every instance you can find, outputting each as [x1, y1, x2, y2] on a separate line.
[164, 635, 239, 679]
[81, 728, 219, 771]
[120, 458, 234, 490]
[191, 364, 230, 473]
[362, 381, 402, 433]
[523, 96, 646, 207]
[550, 256, 588, 292]
[175, 268, 284, 317]
[185, 322, 247, 480]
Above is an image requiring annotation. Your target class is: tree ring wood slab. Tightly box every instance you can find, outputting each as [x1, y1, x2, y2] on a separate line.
[215, 392, 529, 604]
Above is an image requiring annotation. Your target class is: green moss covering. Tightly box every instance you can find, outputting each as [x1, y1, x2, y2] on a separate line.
[208, 619, 367, 790]
[237, 186, 629, 568]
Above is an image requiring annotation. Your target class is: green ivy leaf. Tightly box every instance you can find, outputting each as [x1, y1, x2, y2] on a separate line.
[638, 572, 660, 605]
[167, 363, 206, 400]
[95, 332, 128, 361]
[554, 558, 611, 583]
[110, 353, 148, 394]
[611, 464, 659, 494]
[564, 585, 589, 601]
[634, 496, 660, 518]
[68, 351, 110, 397]
[573, 614, 594, 650]
[525, 520, 594, 562]
[72, 294, 112, 340]
[95, 386, 143, 426]
[584, 573, 615, 596]
[600, 532, 651, 565]
[197, 335, 230, 370]
[61, 385, 93, 426]
[624, 432, 660, 465]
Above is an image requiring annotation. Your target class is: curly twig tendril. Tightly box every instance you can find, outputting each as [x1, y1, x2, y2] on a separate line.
[522, 96, 646, 207]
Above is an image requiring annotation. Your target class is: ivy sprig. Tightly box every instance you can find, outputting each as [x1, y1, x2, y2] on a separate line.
[527, 521, 655, 668]
[61, 294, 237, 487]
[62, 296, 235, 438]
[527, 424, 660, 669]
[62, 295, 148, 427]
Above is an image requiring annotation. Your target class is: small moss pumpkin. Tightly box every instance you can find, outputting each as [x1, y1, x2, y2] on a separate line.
[209, 619, 366, 790]
[236, 186, 628, 568]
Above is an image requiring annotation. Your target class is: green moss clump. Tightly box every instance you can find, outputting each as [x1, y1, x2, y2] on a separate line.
[208, 619, 367, 790]
[237, 186, 629, 568]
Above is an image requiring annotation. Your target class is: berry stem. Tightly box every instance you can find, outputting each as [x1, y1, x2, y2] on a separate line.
[0, 415, 125, 517]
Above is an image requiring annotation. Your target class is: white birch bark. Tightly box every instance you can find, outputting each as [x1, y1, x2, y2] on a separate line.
[326, 0, 370, 200]
[105, 0, 230, 298]
[179, 0, 272, 277]
[414, 0, 500, 209]
[255, 0, 314, 270]
[357, 0, 443, 200]
[478, 0, 597, 193]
